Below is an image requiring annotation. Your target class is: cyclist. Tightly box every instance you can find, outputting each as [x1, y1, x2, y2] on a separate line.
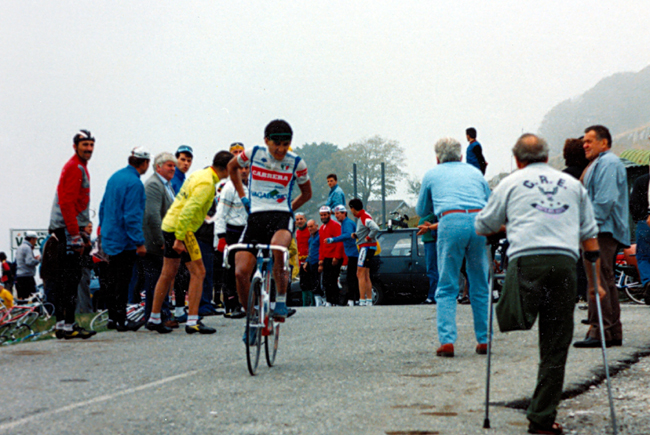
[227, 120, 312, 342]
[145, 151, 233, 334]
[349, 198, 380, 306]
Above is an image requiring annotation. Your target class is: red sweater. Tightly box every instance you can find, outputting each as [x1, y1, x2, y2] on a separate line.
[319, 219, 345, 261]
[295, 226, 310, 263]
[49, 154, 90, 236]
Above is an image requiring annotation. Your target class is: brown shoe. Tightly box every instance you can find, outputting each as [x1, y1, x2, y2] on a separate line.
[436, 343, 454, 357]
[164, 319, 180, 329]
[476, 343, 488, 355]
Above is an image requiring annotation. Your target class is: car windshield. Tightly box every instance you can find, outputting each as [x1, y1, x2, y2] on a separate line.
[377, 232, 411, 257]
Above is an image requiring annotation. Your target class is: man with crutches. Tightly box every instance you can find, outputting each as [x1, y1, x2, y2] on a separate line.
[475, 134, 606, 435]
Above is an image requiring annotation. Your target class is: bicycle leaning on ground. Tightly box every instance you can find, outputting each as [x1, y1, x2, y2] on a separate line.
[223, 243, 289, 376]
[90, 302, 146, 331]
[0, 293, 55, 345]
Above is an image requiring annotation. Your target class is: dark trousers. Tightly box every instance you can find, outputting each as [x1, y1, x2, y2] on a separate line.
[585, 233, 622, 341]
[127, 260, 144, 304]
[345, 259, 359, 303]
[107, 250, 137, 325]
[224, 227, 245, 311]
[198, 239, 215, 314]
[142, 254, 172, 321]
[505, 255, 576, 428]
[15, 276, 36, 299]
[53, 228, 82, 325]
[174, 264, 189, 308]
[322, 258, 341, 304]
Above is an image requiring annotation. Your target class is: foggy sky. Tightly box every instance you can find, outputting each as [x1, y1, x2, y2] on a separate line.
[2, 0, 649, 252]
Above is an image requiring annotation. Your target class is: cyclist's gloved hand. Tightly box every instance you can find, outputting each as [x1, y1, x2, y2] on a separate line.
[240, 197, 251, 214]
[325, 238, 333, 244]
[69, 234, 84, 248]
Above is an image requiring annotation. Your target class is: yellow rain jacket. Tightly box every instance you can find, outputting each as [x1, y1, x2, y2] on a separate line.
[162, 167, 220, 241]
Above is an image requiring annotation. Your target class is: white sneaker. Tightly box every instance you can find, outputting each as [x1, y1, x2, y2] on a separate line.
[359, 300, 367, 306]
[315, 296, 323, 307]
[325, 302, 332, 307]
[365, 299, 373, 306]
[347, 300, 354, 307]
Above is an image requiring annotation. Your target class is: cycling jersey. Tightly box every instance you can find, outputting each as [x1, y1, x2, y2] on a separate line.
[237, 145, 309, 214]
[162, 166, 221, 241]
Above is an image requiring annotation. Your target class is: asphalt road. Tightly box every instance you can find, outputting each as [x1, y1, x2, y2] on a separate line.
[1, 303, 649, 435]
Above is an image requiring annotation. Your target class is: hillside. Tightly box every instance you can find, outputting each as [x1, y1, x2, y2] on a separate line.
[538, 64, 650, 155]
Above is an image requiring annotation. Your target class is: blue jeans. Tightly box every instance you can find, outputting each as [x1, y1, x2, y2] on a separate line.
[198, 239, 215, 314]
[636, 221, 650, 285]
[435, 213, 489, 345]
[424, 241, 439, 300]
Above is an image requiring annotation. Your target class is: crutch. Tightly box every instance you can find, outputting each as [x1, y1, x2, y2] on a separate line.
[588, 256, 618, 434]
[483, 236, 504, 429]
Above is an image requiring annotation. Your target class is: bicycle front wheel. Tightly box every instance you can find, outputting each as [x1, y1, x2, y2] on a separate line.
[90, 310, 109, 331]
[265, 318, 280, 367]
[246, 277, 263, 375]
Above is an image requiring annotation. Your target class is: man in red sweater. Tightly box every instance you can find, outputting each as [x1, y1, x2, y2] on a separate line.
[49, 130, 96, 339]
[295, 213, 312, 306]
[318, 206, 345, 306]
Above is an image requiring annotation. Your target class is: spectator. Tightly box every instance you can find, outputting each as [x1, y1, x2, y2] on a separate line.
[465, 127, 488, 175]
[170, 145, 194, 321]
[146, 151, 233, 334]
[348, 199, 380, 307]
[325, 174, 346, 210]
[563, 138, 590, 302]
[418, 213, 438, 305]
[630, 171, 650, 304]
[416, 136, 491, 358]
[326, 205, 359, 306]
[318, 206, 345, 306]
[15, 231, 41, 299]
[195, 197, 218, 316]
[49, 129, 96, 339]
[76, 222, 94, 314]
[214, 160, 249, 317]
[0, 252, 15, 294]
[574, 125, 629, 348]
[142, 152, 178, 326]
[305, 219, 321, 306]
[0, 283, 13, 309]
[295, 213, 312, 306]
[99, 147, 150, 331]
[475, 133, 603, 435]
[171, 145, 193, 194]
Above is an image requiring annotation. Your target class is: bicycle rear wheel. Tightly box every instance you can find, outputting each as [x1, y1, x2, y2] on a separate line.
[246, 277, 263, 375]
[625, 283, 645, 304]
[10, 322, 33, 343]
[265, 318, 280, 367]
[90, 310, 109, 331]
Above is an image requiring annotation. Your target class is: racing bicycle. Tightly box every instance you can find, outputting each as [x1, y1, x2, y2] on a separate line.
[223, 243, 289, 376]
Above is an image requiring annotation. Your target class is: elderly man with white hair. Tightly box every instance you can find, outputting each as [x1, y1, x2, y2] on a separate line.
[416, 137, 491, 358]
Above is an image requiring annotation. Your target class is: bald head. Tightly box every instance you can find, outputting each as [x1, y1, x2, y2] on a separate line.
[307, 219, 318, 235]
[512, 134, 549, 168]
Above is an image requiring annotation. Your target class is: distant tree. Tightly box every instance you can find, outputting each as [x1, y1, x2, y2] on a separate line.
[324, 136, 406, 206]
[406, 175, 422, 200]
[292, 142, 340, 219]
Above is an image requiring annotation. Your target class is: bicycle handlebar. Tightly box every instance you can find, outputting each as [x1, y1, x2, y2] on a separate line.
[222, 243, 290, 273]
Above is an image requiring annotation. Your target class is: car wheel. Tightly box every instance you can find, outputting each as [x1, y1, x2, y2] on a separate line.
[372, 282, 386, 305]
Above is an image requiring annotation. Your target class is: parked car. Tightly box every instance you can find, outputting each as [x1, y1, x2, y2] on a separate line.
[288, 228, 429, 306]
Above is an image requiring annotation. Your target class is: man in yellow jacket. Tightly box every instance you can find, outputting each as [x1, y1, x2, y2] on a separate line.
[146, 151, 233, 334]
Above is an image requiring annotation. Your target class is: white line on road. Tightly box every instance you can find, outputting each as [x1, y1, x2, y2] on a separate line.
[0, 369, 201, 432]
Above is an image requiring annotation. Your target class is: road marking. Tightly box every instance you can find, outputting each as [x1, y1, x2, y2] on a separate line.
[0, 370, 200, 432]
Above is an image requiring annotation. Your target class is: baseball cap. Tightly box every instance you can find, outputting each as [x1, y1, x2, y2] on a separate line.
[319, 206, 331, 214]
[25, 231, 38, 239]
[131, 146, 151, 159]
[333, 205, 347, 213]
[176, 145, 194, 157]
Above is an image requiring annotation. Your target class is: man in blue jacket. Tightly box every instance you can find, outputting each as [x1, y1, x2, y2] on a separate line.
[326, 205, 359, 305]
[325, 174, 346, 210]
[99, 147, 150, 331]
